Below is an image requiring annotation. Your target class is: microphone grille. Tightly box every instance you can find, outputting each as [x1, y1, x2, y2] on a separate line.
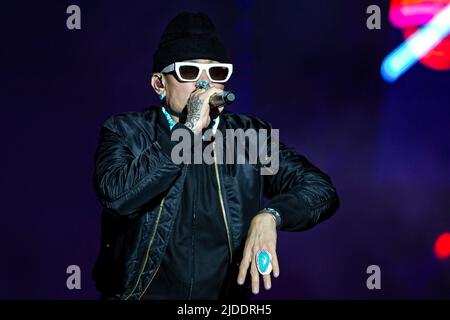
[225, 92, 235, 103]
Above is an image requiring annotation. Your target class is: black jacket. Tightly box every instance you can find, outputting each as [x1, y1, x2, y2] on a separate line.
[92, 106, 340, 300]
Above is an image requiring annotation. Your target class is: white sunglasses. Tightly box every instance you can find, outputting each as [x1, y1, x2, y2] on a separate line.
[161, 62, 233, 83]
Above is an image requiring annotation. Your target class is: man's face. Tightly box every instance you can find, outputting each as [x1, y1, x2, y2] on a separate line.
[159, 59, 226, 113]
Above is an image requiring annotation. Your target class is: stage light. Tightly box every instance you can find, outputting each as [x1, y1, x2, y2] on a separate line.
[434, 232, 450, 260]
[381, 2, 450, 82]
[389, 0, 450, 28]
[403, 27, 450, 70]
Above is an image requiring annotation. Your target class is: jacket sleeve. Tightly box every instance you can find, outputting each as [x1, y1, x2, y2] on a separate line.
[264, 140, 339, 232]
[93, 116, 183, 217]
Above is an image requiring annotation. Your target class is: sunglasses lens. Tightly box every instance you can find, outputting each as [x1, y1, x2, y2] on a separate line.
[178, 65, 200, 80]
[209, 66, 230, 81]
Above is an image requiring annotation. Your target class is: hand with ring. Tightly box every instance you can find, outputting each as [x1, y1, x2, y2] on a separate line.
[237, 210, 280, 294]
[185, 80, 223, 135]
[195, 80, 211, 90]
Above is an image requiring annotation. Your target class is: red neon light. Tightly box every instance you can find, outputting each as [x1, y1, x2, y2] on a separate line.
[390, 0, 450, 27]
[434, 233, 450, 260]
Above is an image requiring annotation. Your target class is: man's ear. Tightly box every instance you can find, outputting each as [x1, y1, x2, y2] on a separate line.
[151, 73, 165, 94]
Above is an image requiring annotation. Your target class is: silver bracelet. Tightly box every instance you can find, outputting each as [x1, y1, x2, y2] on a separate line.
[263, 207, 281, 229]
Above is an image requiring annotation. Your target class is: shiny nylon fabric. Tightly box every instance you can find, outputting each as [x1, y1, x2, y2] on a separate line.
[92, 106, 339, 299]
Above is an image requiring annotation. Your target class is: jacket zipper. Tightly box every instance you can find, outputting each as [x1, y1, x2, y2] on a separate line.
[212, 142, 233, 263]
[189, 164, 196, 300]
[124, 197, 165, 300]
[138, 265, 160, 300]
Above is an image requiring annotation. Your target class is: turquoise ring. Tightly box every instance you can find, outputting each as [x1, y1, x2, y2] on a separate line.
[196, 80, 211, 89]
[256, 250, 273, 275]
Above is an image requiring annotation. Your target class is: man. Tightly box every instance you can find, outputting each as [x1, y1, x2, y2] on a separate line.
[92, 12, 339, 300]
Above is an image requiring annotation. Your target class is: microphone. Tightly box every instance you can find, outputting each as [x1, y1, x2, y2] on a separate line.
[209, 91, 235, 108]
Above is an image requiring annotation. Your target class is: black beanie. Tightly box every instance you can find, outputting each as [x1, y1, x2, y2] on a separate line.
[153, 12, 230, 72]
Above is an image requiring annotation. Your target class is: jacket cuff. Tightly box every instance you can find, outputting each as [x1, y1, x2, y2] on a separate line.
[267, 193, 308, 231]
[268, 192, 339, 231]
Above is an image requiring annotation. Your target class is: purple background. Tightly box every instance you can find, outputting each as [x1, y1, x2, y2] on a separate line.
[1, 0, 449, 299]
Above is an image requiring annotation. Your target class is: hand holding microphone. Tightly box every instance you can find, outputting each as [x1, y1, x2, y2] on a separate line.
[185, 81, 236, 134]
[196, 80, 235, 108]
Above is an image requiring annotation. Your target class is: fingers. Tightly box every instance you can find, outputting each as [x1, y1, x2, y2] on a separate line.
[238, 250, 279, 294]
[239, 246, 275, 294]
[266, 240, 280, 278]
[189, 86, 223, 116]
[250, 252, 260, 294]
[236, 219, 279, 295]
[186, 87, 217, 132]
[237, 240, 253, 285]
[259, 246, 275, 290]
[193, 85, 223, 100]
[263, 273, 271, 290]
[192, 83, 222, 95]
[271, 250, 280, 278]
